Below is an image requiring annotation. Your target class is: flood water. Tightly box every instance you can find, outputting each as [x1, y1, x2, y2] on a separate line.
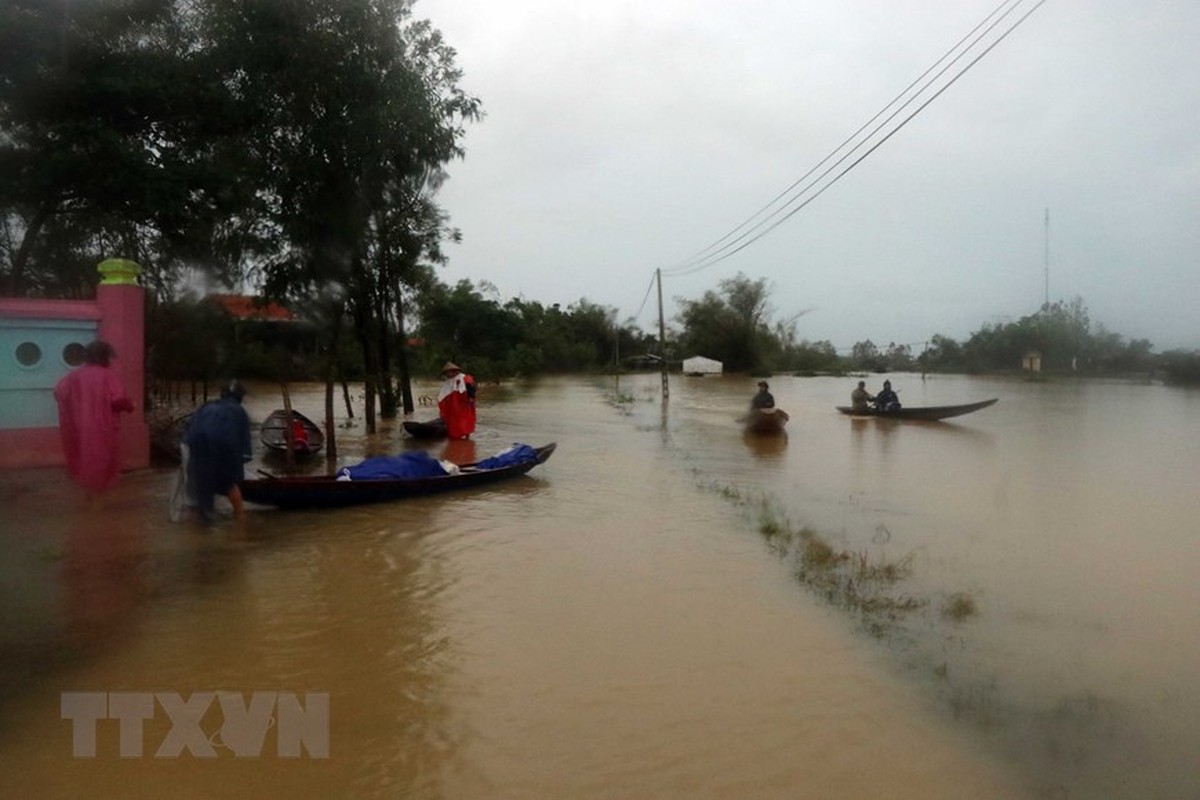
[0, 372, 1197, 798]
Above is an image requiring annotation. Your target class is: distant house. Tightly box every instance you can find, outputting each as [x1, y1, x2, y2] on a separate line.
[206, 293, 294, 322]
[1022, 350, 1042, 372]
[203, 293, 318, 375]
[682, 355, 722, 376]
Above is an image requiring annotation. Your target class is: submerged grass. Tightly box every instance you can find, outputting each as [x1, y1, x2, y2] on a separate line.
[604, 390, 637, 415]
[706, 482, 943, 635]
[942, 591, 979, 621]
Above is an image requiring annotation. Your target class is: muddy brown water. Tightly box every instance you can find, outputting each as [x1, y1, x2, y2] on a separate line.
[0, 373, 1196, 798]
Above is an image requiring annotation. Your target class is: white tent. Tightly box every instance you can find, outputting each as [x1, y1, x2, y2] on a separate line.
[682, 355, 722, 375]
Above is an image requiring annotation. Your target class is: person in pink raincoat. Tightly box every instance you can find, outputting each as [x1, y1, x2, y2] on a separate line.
[53, 340, 134, 493]
[436, 362, 476, 440]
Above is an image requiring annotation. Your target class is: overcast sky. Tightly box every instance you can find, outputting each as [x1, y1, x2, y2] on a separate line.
[415, 0, 1199, 353]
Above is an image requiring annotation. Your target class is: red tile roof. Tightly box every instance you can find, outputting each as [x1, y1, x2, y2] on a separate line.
[206, 294, 294, 322]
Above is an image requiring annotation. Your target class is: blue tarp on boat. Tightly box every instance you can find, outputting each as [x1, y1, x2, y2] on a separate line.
[475, 443, 538, 470]
[337, 451, 448, 481]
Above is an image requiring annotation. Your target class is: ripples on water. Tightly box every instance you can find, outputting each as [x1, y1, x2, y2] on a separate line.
[0, 374, 1197, 798]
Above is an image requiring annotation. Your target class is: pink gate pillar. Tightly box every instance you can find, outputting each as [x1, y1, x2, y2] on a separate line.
[96, 259, 150, 471]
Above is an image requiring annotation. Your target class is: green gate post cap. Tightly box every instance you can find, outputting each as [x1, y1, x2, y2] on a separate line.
[97, 258, 142, 285]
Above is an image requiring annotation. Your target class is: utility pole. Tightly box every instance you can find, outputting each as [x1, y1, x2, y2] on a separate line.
[1044, 207, 1050, 309]
[656, 268, 669, 400]
[613, 320, 619, 371]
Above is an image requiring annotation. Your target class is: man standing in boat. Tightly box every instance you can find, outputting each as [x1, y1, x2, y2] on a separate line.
[437, 362, 477, 439]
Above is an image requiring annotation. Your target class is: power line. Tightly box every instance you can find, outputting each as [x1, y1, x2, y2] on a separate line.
[660, 0, 1047, 279]
[673, 0, 1024, 272]
[630, 271, 657, 320]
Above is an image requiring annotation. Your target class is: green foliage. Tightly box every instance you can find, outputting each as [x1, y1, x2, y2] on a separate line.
[0, 0, 484, 423]
[0, 0, 211, 295]
[918, 334, 963, 373]
[1160, 350, 1200, 384]
[413, 279, 622, 378]
[675, 273, 775, 372]
[923, 297, 1158, 375]
[788, 340, 841, 373]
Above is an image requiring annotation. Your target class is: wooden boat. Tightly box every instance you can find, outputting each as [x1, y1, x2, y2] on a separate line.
[260, 409, 325, 455]
[402, 418, 447, 439]
[741, 407, 790, 434]
[835, 398, 998, 421]
[240, 443, 556, 510]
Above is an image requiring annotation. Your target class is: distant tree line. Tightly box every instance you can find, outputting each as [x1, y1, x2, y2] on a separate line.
[144, 281, 661, 384]
[668, 274, 1196, 383]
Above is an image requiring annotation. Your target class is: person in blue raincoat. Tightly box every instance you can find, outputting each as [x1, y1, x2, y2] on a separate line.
[185, 380, 252, 522]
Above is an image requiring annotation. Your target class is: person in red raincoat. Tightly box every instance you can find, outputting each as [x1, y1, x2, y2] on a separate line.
[436, 362, 476, 439]
[53, 340, 134, 493]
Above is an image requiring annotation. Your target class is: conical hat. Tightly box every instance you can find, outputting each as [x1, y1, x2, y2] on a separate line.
[441, 361, 462, 373]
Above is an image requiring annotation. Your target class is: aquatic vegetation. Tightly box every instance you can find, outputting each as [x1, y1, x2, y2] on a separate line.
[757, 509, 808, 561]
[800, 536, 842, 570]
[800, 544, 928, 626]
[604, 389, 637, 415]
[851, 550, 914, 583]
[757, 513, 784, 538]
[945, 676, 1004, 728]
[700, 480, 750, 505]
[941, 591, 979, 621]
[718, 490, 931, 633]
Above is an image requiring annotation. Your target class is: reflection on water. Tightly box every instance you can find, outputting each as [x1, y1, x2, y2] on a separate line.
[742, 430, 788, 460]
[0, 374, 1197, 797]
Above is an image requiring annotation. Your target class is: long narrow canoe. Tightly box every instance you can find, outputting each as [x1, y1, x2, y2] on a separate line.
[835, 398, 998, 421]
[740, 407, 790, 434]
[240, 443, 556, 510]
[260, 409, 324, 455]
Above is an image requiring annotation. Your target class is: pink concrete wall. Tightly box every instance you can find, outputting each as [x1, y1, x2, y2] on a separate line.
[0, 259, 149, 472]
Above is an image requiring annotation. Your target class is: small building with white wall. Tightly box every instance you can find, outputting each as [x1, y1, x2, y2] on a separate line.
[682, 355, 722, 375]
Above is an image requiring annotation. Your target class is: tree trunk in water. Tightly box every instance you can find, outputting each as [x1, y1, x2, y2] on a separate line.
[396, 289, 414, 415]
[377, 296, 398, 418]
[363, 377, 376, 434]
[324, 377, 337, 462]
[339, 367, 354, 419]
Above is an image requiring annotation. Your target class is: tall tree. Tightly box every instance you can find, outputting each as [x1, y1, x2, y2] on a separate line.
[676, 273, 775, 372]
[195, 0, 479, 429]
[0, 0, 215, 295]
